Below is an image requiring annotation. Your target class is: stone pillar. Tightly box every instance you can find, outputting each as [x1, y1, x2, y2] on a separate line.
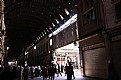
[0, 0, 5, 66]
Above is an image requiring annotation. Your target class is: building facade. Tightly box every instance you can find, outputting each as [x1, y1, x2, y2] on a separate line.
[78, 0, 121, 79]
[104, 0, 121, 79]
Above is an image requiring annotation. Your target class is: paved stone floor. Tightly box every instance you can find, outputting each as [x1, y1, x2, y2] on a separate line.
[29, 69, 105, 80]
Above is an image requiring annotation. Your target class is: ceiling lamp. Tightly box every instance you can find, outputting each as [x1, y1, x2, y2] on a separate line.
[59, 14, 64, 20]
[44, 30, 46, 34]
[52, 23, 55, 27]
[46, 28, 49, 32]
[49, 26, 52, 30]
[65, 8, 69, 15]
[42, 32, 44, 36]
[56, 19, 59, 24]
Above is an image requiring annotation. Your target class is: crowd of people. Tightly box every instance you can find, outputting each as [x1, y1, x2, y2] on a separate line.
[0, 62, 75, 80]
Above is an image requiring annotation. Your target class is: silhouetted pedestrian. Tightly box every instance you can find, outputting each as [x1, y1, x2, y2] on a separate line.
[43, 66, 48, 80]
[0, 66, 3, 80]
[50, 64, 56, 80]
[57, 63, 62, 77]
[66, 62, 73, 80]
[3, 66, 12, 80]
[61, 65, 64, 73]
[35, 67, 40, 77]
[30, 66, 34, 78]
[48, 65, 51, 79]
[108, 63, 119, 80]
[64, 63, 68, 76]
[11, 66, 17, 80]
[23, 66, 29, 80]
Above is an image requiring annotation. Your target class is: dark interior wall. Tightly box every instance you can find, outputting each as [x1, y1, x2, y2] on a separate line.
[111, 39, 121, 79]
[27, 36, 50, 66]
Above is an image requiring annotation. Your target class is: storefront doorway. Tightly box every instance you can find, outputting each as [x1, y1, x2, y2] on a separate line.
[53, 42, 81, 75]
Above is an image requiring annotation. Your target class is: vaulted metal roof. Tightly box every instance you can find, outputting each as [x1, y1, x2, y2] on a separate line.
[4, 0, 77, 58]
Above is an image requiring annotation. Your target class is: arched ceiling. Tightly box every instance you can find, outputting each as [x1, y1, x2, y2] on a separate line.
[4, 0, 77, 58]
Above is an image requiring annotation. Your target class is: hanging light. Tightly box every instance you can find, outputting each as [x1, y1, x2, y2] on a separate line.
[65, 8, 69, 15]
[7, 47, 9, 50]
[49, 26, 52, 30]
[56, 19, 59, 24]
[52, 23, 55, 27]
[59, 14, 64, 20]
[44, 30, 46, 34]
[42, 32, 44, 36]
